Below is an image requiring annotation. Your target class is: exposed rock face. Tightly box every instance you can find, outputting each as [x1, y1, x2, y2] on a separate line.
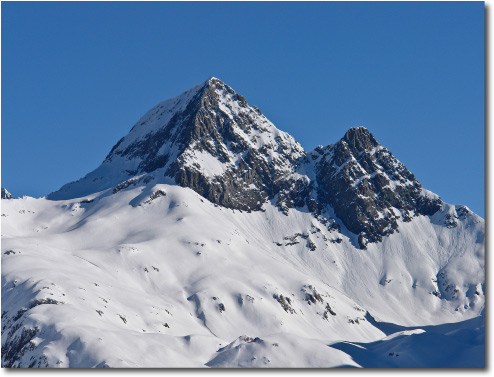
[158, 79, 305, 211]
[1, 188, 13, 200]
[311, 127, 442, 248]
[50, 78, 306, 212]
[48, 78, 443, 247]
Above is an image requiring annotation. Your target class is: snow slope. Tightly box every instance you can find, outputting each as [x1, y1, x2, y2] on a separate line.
[1, 183, 484, 367]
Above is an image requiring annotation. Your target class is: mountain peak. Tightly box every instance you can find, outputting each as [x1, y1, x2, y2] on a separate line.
[341, 126, 379, 155]
[47, 80, 442, 250]
[206, 76, 223, 84]
[48, 79, 305, 207]
[202, 77, 235, 94]
[313, 128, 442, 248]
[200, 76, 224, 91]
[1, 187, 13, 200]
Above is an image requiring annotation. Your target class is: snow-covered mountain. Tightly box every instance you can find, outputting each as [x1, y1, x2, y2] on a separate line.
[1, 78, 484, 368]
[48, 78, 306, 213]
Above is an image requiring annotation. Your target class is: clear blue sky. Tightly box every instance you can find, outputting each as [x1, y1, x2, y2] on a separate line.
[1, 2, 484, 216]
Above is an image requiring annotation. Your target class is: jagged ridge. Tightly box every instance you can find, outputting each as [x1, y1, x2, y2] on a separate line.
[48, 78, 443, 248]
[310, 127, 443, 248]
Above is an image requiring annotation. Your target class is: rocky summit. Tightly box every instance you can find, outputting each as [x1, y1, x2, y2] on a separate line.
[49, 78, 443, 249]
[1, 188, 13, 200]
[310, 127, 443, 248]
[49, 78, 306, 212]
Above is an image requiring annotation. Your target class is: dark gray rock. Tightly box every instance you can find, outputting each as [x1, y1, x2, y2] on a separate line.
[311, 127, 442, 248]
[1, 188, 13, 200]
[101, 78, 306, 212]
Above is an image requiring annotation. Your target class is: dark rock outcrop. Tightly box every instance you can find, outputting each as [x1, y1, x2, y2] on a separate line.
[311, 127, 442, 248]
[1, 188, 13, 200]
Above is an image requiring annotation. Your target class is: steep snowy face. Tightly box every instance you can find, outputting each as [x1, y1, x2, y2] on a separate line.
[311, 127, 443, 249]
[49, 78, 306, 211]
